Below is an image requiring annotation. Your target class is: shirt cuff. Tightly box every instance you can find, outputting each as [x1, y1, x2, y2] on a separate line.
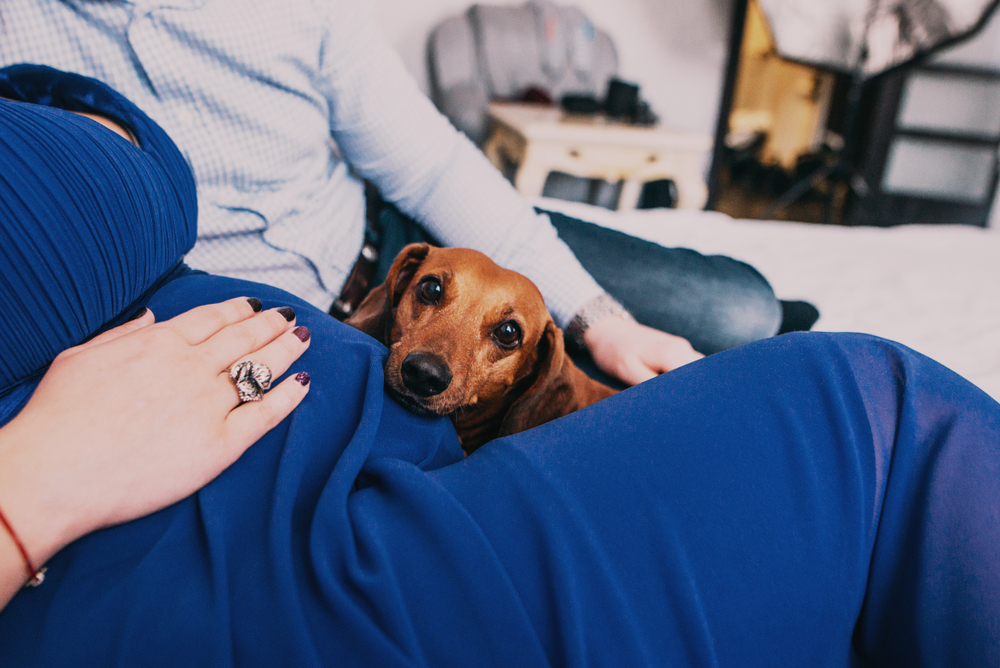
[563, 294, 635, 350]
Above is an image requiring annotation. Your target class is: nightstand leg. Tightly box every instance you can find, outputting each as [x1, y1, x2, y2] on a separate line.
[618, 179, 643, 210]
[513, 156, 551, 198]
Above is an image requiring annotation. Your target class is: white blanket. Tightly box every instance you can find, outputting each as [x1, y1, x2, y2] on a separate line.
[536, 198, 1000, 402]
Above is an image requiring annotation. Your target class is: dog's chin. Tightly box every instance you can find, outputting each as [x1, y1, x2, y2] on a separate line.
[384, 383, 450, 418]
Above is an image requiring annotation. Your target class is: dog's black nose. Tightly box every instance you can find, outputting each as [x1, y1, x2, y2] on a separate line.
[400, 352, 453, 397]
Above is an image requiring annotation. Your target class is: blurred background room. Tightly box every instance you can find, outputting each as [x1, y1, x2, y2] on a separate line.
[369, 0, 1000, 401]
[373, 0, 1000, 228]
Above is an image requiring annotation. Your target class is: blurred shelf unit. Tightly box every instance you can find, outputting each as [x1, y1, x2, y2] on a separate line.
[484, 102, 712, 210]
[846, 13, 1000, 228]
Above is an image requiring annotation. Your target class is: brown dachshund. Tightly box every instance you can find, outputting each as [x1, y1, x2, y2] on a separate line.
[345, 243, 617, 452]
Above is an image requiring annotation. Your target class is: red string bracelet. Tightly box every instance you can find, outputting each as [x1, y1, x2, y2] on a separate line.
[0, 504, 46, 587]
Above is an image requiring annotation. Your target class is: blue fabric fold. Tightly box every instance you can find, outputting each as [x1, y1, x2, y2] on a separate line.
[1, 279, 997, 667]
[0, 64, 196, 392]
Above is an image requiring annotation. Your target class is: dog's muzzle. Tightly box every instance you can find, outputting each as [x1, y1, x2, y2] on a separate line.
[400, 352, 453, 397]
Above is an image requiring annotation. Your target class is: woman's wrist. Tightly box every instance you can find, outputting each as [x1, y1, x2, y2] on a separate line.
[0, 421, 61, 607]
[0, 518, 31, 606]
[0, 416, 80, 572]
[0, 500, 45, 586]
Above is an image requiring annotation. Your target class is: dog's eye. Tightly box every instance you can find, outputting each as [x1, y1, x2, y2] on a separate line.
[493, 320, 522, 349]
[417, 277, 443, 304]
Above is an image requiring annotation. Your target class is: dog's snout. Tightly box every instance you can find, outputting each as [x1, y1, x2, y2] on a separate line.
[400, 352, 453, 397]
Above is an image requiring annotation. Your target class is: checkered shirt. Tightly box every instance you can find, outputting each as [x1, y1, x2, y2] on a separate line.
[0, 0, 607, 326]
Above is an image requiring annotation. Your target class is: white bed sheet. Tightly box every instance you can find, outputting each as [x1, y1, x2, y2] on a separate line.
[535, 198, 1000, 403]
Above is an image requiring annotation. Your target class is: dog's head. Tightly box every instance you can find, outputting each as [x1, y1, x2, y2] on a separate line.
[347, 243, 574, 448]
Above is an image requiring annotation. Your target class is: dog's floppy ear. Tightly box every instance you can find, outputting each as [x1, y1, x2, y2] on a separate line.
[345, 243, 430, 344]
[499, 320, 578, 436]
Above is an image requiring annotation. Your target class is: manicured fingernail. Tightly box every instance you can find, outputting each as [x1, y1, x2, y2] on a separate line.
[278, 306, 295, 322]
[126, 307, 147, 322]
[295, 371, 310, 386]
[247, 297, 263, 312]
[292, 326, 310, 343]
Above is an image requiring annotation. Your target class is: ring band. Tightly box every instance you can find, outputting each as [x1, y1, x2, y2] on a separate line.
[230, 360, 272, 403]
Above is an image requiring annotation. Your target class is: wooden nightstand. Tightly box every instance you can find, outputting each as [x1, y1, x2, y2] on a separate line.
[484, 102, 712, 210]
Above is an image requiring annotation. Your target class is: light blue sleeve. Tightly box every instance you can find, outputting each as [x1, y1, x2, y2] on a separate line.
[313, 0, 608, 327]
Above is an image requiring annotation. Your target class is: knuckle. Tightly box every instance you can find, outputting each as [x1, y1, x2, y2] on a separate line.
[200, 302, 237, 326]
[242, 405, 271, 435]
[231, 324, 263, 352]
[143, 325, 187, 349]
[247, 397, 281, 435]
[278, 329, 304, 356]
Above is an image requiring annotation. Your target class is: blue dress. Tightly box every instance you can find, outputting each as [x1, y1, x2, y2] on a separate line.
[1, 65, 998, 667]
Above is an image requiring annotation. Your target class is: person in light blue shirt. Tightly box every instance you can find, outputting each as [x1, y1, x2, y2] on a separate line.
[0, 0, 794, 386]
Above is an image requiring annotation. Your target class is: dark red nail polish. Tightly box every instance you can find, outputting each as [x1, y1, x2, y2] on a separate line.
[295, 371, 310, 386]
[247, 297, 263, 312]
[292, 326, 310, 343]
[278, 306, 295, 322]
[126, 307, 147, 322]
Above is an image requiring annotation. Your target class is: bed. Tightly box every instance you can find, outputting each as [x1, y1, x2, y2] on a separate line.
[535, 197, 1000, 403]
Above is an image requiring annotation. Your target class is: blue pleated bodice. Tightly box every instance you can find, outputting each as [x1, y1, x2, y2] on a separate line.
[0, 64, 196, 397]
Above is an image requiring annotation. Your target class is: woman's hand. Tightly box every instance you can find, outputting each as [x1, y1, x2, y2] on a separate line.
[0, 297, 311, 585]
[584, 315, 703, 386]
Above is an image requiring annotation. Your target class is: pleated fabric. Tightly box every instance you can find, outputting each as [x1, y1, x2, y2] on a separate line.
[0, 66, 997, 667]
[0, 64, 196, 397]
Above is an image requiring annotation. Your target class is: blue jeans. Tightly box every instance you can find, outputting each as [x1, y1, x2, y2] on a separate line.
[543, 209, 782, 354]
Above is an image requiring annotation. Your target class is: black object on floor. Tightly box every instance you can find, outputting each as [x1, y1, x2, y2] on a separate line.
[637, 179, 678, 209]
[778, 300, 820, 334]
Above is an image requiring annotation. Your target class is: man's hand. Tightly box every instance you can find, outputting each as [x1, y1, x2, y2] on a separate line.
[584, 315, 703, 386]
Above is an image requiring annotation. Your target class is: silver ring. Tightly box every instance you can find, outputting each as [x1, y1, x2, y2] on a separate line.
[229, 360, 272, 403]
